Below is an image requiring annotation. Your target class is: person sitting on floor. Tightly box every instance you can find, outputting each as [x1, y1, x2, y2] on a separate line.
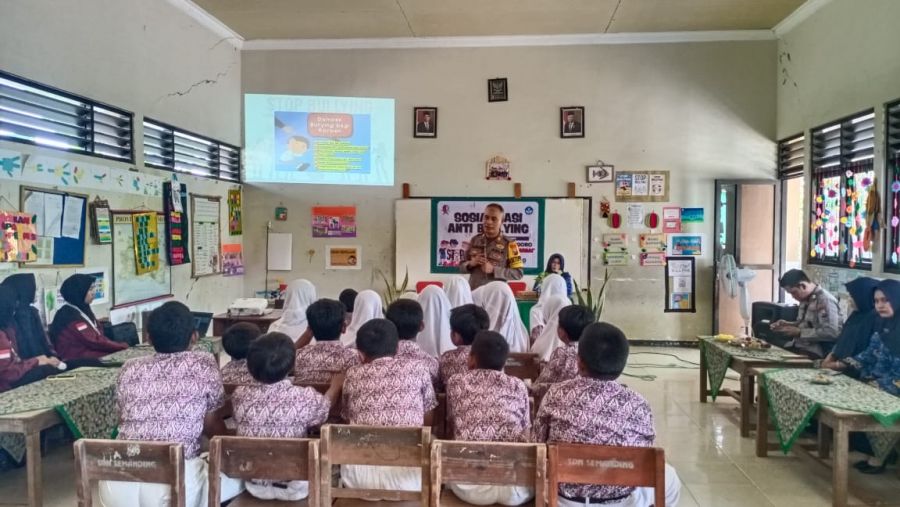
[294, 299, 360, 383]
[386, 299, 439, 383]
[439, 304, 491, 387]
[770, 269, 842, 358]
[821, 277, 880, 376]
[232, 331, 340, 501]
[533, 322, 682, 507]
[220, 322, 261, 385]
[446, 330, 533, 506]
[340, 319, 437, 494]
[50, 274, 127, 362]
[100, 301, 242, 507]
[0, 286, 60, 392]
[531, 305, 595, 399]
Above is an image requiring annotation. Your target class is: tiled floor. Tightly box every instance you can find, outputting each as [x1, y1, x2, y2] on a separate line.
[3, 346, 900, 506]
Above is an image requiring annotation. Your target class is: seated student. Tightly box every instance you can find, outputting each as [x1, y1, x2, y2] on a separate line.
[268, 279, 316, 342]
[99, 301, 242, 507]
[533, 322, 681, 507]
[821, 277, 880, 375]
[339, 288, 358, 326]
[294, 299, 360, 383]
[340, 290, 383, 347]
[446, 331, 533, 506]
[530, 273, 570, 340]
[417, 285, 454, 357]
[0, 286, 60, 391]
[440, 304, 491, 387]
[445, 275, 474, 308]
[386, 299, 439, 382]
[531, 305, 595, 398]
[769, 269, 842, 358]
[50, 274, 127, 361]
[1, 274, 58, 360]
[232, 332, 341, 501]
[220, 322, 261, 385]
[341, 319, 437, 493]
[480, 282, 529, 353]
[530, 295, 574, 361]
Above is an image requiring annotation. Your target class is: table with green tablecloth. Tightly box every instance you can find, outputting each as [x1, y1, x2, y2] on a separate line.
[99, 336, 222, 366]
[516, 298, 536, 331]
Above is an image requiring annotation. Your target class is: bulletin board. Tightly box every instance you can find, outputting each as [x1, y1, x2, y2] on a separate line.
[111, 211, 172, 307]
[664, 256, 696, 313]
[19, 186, 88, 267]
[190, 194, 222, 277]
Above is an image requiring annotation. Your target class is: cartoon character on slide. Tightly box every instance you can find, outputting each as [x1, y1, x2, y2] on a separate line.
[275, 117, 311, 171]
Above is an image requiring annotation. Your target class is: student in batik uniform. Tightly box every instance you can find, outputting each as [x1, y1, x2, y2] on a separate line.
[220, 322, 261, 385]
[232, 332, 340, 500]
[531, 305, 595, 399]
[339, 288, 358, 326]
[294, 299, 360, 383]
[446, 331, 532, 505]
[533, 322, 682, 507]
[99, 301, 242, 507]
[386, 299, 439, 383]
[341, 319, 437, 494]
[439, 304, 490, 387]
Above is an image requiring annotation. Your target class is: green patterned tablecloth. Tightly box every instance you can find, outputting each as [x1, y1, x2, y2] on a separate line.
[700, 336, 805, 400]
[761, 368, 900, 458]
[100, 337, 220, 365]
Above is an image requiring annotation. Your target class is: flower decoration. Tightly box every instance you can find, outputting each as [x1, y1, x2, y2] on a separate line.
[892, 181, 900, 193]
[893, 216, 900, 228]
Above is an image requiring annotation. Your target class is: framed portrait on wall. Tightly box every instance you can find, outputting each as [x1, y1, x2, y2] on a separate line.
[488, 78, 508, 102]
[413, 107, 437, 138]
[560, 106, 585, 138]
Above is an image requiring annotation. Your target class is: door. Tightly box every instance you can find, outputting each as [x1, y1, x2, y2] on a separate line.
[713, 180, 779, 335]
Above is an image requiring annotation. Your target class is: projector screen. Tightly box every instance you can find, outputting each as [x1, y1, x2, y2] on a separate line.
[244, 94, 395, 186]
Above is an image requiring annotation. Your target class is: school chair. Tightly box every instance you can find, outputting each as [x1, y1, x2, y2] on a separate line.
[208, 435, 319, 507]
[73, 439, 185, 507]
[430, 440, 547, 507]
[546, 444, 666, 507]
[505, 353, 541, 382]
[320, 424, 432, 506]
[416, 281, 444, 293]
[433, 394, 448, 439]
[507, 282, 527, 295]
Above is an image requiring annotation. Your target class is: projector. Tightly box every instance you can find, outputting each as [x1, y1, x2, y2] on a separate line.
[228, 298, 271, 317]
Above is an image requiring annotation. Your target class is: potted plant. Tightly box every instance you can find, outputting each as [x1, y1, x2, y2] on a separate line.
[573, 269, 611, 321]
[374, 267, 410, 308]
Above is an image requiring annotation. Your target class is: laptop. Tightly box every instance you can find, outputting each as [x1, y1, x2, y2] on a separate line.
[192, 312, 214, 337]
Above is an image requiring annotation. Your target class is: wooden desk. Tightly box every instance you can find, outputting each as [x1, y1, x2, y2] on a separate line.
[212, 310, 282, 337]
[0, 409, 61, 506]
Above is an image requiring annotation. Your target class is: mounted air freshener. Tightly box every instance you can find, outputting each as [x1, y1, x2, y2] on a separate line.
[609, 210, 622, 229]
[646, 211, 660, 229]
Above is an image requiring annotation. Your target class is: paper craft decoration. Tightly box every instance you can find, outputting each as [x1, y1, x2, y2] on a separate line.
[639, 234, 666, 253]
[667, 233, 704, 256]
[163, 182, 190, 266]
[662, 207, 682, 233]
[485, 155, 511, 180]
[603, 233, 628, 252]
[603, 252, 628, 266]
[326, 245, 362, 270]
[12, 155, 165, 197]
[615, 171, 670, 202]
[0, 212, 37, 262]
[228, 189, 242, 235]
[222, 243, 244, 276]
[312, 206, 357, 238]
[132, 212, 160, 275]
[665, 257, 695, 313]
[640, 253, 667, 266]
[609, 210, 622, 229]
[190, 194, 222, 278]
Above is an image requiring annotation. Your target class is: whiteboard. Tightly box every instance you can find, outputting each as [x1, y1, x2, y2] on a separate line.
[111, 212, 172, 307]
[396, 198, 589, 288]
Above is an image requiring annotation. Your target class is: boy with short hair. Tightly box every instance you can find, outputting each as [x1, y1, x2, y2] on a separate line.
[386, 299, 439, 383]
[220, 322, 261, 385]
[233, 332, 341, 501]
[294, 299, 360, 383]
[100, 302, 242, 507]
[339, 289, 358, 326]
[439, 304, 490, 386]
[533, 323, 682, 507]
[341, 319, 437, 493]
[446, 330, 533, 505]
[531, 305, 595, 398]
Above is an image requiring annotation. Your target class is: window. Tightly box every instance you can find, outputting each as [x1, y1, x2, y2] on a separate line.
[0, 70, 133, 162]
[808, 109, 875, 269]
[143, 118, 240, 182]
[778, 134, 805, 303]
[885, 99, 900, 270]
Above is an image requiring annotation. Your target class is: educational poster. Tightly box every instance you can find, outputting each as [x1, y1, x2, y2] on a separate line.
[663, 207, 681, 233]
[222, 243, 244, 276]
[626, 204, 644, 228]
[615, 171, 670, 202]
[667, 233, 704, 256]
[0, 212, 37, 262]
[75, 267, 110, 306]
[112, 212, 172, 307]
[326, 245, 361, 270]
[640, 253, 667, 266]
[163, 182, 190, 266]
[132, 212, 160, 275]
[681, 208, 704, 223]
[95, 207, 112, 244]
[311, 206, 357, 238]
[227, 189, 242, 236]
[190, 195, 222, 277]
[665, 257, 695, 313]
[431, 198, 544, 275]
[42, 286, 65, 325]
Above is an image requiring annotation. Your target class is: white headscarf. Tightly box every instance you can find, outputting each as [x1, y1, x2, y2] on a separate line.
[471, 285, 485, 307]
[530, 274, 569, 333]
[479, 282, 529, 353]
[417, 285, 453, 357]
[530, 295, 573, 362]
[268, 279, 317, 342]
[444, 276, 474, 308]
[340, 290, 384, 347]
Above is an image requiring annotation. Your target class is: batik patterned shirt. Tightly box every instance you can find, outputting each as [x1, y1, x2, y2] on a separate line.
[117, 351, 224, 459]
[221, 359, 256, 385]
[446, 369, 530, 442]
[294, 341, 360, 384]
[439, 346, 471, 387]
[232, 380, 330, 437]
[533, 377, 655, 501]
[397, 340, 439, 382]
[532, 343, 578, 398]
[844, 332, 900, 396]
[342, 356, 437, 426]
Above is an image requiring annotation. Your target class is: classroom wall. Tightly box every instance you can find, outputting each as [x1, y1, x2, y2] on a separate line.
[777, 0, 900, 292]
[242, 41, 777, 340]
[0, 0, 243, 319]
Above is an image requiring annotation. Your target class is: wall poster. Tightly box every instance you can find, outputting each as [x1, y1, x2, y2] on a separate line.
[190, 194, 222, 277]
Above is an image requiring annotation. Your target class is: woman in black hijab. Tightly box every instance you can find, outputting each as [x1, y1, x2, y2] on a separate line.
[0, 274, 55, 359]
[0, 286, 59, 391]
[821, 277, 880, 375]
[49, 274, 126, 361]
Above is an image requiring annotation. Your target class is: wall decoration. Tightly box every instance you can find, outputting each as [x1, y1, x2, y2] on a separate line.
[662, 206, 682, 233]
[163, 182, 190, 266]
[0, 212, 37, 262]
[312, 206, 357, 238]
[640, 253, 667, 266]
[132, 212, 160, 275]
[0, 149, 23, 179]
[599, 197, 611, 218]
[190, 194, 222, 278]
[326, 245, 362, 270]
[13, 155, 164, 197]
[275, 206, 288, 221]
[75, 267, 110, 306]
[587, 162, 614, 183]
[626, 204, 644, 228]
[665, 257, 696, 313]
[646, 211, 660, 229]
[609, 210, 622, 229]
[639, 233, 666, 253]
[560, 106, 585, 138]
[603, 252, 628, 266]
[111, 211, 172, 307]
[485, 155, 511, 180]
[602, 233, 628, 253]
[227, 188, 242, 235]
[413, 107, 437, 138]
[267, 232, 292, 271]
[614, 171, 670, 202]
[681, 207, 704, 223]
[667, 233, 704, 256]
[19, 187, 87, 266]
[88, 198, 113, 244]
[487, 78, 508, 102]
[222, 243, 244, 276]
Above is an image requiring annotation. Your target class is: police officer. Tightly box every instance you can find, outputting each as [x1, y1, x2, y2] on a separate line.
[460, 203, 524, 290]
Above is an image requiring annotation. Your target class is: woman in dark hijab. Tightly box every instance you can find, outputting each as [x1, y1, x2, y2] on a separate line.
[0, 286, 59, 391]
[532, 253, 574, 296]
[822, 277, 880, 372]
[49, 274, 126, 361]
[0, 274, 55, 359]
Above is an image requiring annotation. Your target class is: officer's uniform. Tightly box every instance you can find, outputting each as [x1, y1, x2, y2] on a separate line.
[460, 233, 524, 290]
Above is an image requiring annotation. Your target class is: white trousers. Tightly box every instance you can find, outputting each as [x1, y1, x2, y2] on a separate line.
[556, 463, 681, 507]
[245, 479, 309, 501]
[98, 455, 243, 507]
[450, 483, 534, 506]
[340, 464, 421, 495]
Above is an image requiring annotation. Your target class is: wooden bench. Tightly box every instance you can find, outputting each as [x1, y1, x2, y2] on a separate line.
[73, 439, 185, 507]
[430, 440, 547, 506]
[208, 435, 319, 506]
[505, 353, 541, 382]
[547, 443, 665, 507]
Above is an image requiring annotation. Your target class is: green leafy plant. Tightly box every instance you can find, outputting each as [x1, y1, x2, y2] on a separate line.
[375, 267, 410, 307]
[573, 268, 612, 321]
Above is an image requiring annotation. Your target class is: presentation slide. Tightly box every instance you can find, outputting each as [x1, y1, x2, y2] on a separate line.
[244, 94, 395, 186]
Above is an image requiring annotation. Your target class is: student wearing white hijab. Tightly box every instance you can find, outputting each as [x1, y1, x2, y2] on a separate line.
[530, 295, 573, 362]
[417, 285, 453, 357]
[268, 279, 317, 342]
[340, 290, 384, 347]
[529, 274, 569, 339]
[479, 282, 529, 353]
[444, 276, 474, 308]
